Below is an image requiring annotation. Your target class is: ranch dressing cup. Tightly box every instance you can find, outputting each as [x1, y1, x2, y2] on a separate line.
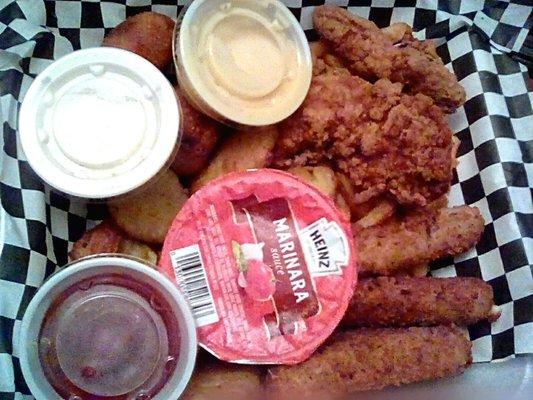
[174, 0, 312, 127]
[19, 256, 197, 400]
[19, 47, 181, 199]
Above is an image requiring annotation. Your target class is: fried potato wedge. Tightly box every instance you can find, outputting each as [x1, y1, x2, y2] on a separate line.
[103, 12, 174, 70]
[354, 198, 395, 229]
[70, 221, 157, 265]
[109, 170, 188, 244]
[288, 166, 337, 198]
[191, 126, 278, 192]
[171, 90, 222, 177]
[182, 363, 263, 400]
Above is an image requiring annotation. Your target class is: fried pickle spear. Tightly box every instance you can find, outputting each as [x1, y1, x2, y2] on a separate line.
[69, 221, 157, 265]
[103, 12, 174, 70]
[266, 326, 472, 399]
[357, 205, 485, 276]
[182, 363, 263, 400]
[109, 170, 188, 244]
[191, 126, 278, 192]
[313, 6, 465, 111]
[171, 90, 222, 177]
[343, 277, 500, 328]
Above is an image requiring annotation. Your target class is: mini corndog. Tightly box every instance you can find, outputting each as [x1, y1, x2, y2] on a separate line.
[342, 277, 500, 328]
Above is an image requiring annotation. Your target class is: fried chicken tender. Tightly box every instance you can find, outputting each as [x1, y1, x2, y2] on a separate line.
[192, 126, 278, 192]
[266, 326, 472, 399]
[356, 205, 485, 276]
[109, 170, 188, 244]
[103, 12, 174, 70]
[69, 222, 157, 265]
[272, 73, 453, 207]
[171, 90, 222, 177]
[313, 6, 466, 111]
[343, 277, 500, 328]
[182, 363, 263, 400]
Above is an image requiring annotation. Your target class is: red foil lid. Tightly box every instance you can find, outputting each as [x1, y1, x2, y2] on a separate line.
[158, 169, 357, 364]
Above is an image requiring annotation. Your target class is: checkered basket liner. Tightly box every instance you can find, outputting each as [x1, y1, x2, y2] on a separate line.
[1, 1, 532, 398]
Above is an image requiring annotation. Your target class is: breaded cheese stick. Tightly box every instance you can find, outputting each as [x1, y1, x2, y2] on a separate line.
[182, 362, 263, 400]
[357, 205, 484, 276]
[342, 277, 500, 328]
[266, 326, 471, 399]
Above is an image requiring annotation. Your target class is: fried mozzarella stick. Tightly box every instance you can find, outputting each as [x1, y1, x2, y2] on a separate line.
[266, 326, 472, 399]
[343, 277, 500, 328]
[357, 205, 485, 276]
[182, 363, 263, 400]
[313, 6, 465, 111]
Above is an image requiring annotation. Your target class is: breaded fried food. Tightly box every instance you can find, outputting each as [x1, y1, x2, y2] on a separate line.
[381, 22, 412, 43]
[191, 126, 278, 192]
[182, 363, 263, 400]
[103, 12, 174, 70]
[309, 41, 348, 76]
[69, 221, 157, 265]
[272, 73, 453, 207]
[109, 170, 188, 244]
[171, 90, 221, 177]
[288, 166, 351, 218]
[266, 326, 472, 399]
[357, 205, 485, 276]
[70, 221, 122, 260]
[343, 277, 500, 328]
[313, 6, 466, 111]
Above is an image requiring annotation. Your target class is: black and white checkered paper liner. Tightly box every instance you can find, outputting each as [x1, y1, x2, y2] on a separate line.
[0, 0, 532, 397]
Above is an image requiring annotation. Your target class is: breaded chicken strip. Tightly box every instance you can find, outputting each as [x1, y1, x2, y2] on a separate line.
[182, 363, 263, 400]
[272, 73, 453, 206]
[266, 326, 472, 399]
[343, 277, 500, 328]
[313, 6, 465, 111]
[357, 205, 485, 276]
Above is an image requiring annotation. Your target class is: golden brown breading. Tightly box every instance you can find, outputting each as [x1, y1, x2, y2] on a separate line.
[272, 73, 453, 207]
[191, 126, 278, 192]
[343, 277, 500, 328]
[103, 12, 174, 70]
[381, 22, 412, 43]
[313, 6, 465, 111]
[109, 170, 188, 244]
[266, 326, 472, 399]
[69, 221, 157, 265]
[356, 205, 484, 276]
[182, 363, 263, 400]
[171, 90, 222, 177]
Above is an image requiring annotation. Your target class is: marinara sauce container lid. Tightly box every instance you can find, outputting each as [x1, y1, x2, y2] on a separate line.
[159, 169, 357, 365]
[19, 256, 197, 400]
[173, 0, 312, 127]
[19, 47, 180, 199]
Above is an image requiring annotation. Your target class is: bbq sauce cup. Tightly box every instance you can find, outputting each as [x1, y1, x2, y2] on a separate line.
[173, 0, 312, 127]
[18, 47, 181, 200]
[19, 256, 197, 400]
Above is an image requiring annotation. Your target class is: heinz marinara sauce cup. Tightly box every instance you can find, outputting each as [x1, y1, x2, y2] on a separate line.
[18, 47, 181, 200]
[173, 0, 312, 127]
[19, 255, 197, 400]
[158, 169, 357, 365]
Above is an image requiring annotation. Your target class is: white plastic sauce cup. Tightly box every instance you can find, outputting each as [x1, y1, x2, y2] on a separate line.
[19, 255, 197, 400]
[19, 47, 181, 200]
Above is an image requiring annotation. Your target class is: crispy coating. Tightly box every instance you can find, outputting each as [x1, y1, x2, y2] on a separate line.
[343, 277, 499, 328]
[381, 22, 412, 43]
[171, 90, 222, 177]
[69, 221, 157, 265]
[266, 326, 472, 399]
[191, 126, 278, 192]
[103, 12, 174, 70]
[356, 205, 485, 276]
[109, 170, 188, 244]
[313, 6, 465, 111]
[182, 363, 263, 400]
[272, 73, 453, 206]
